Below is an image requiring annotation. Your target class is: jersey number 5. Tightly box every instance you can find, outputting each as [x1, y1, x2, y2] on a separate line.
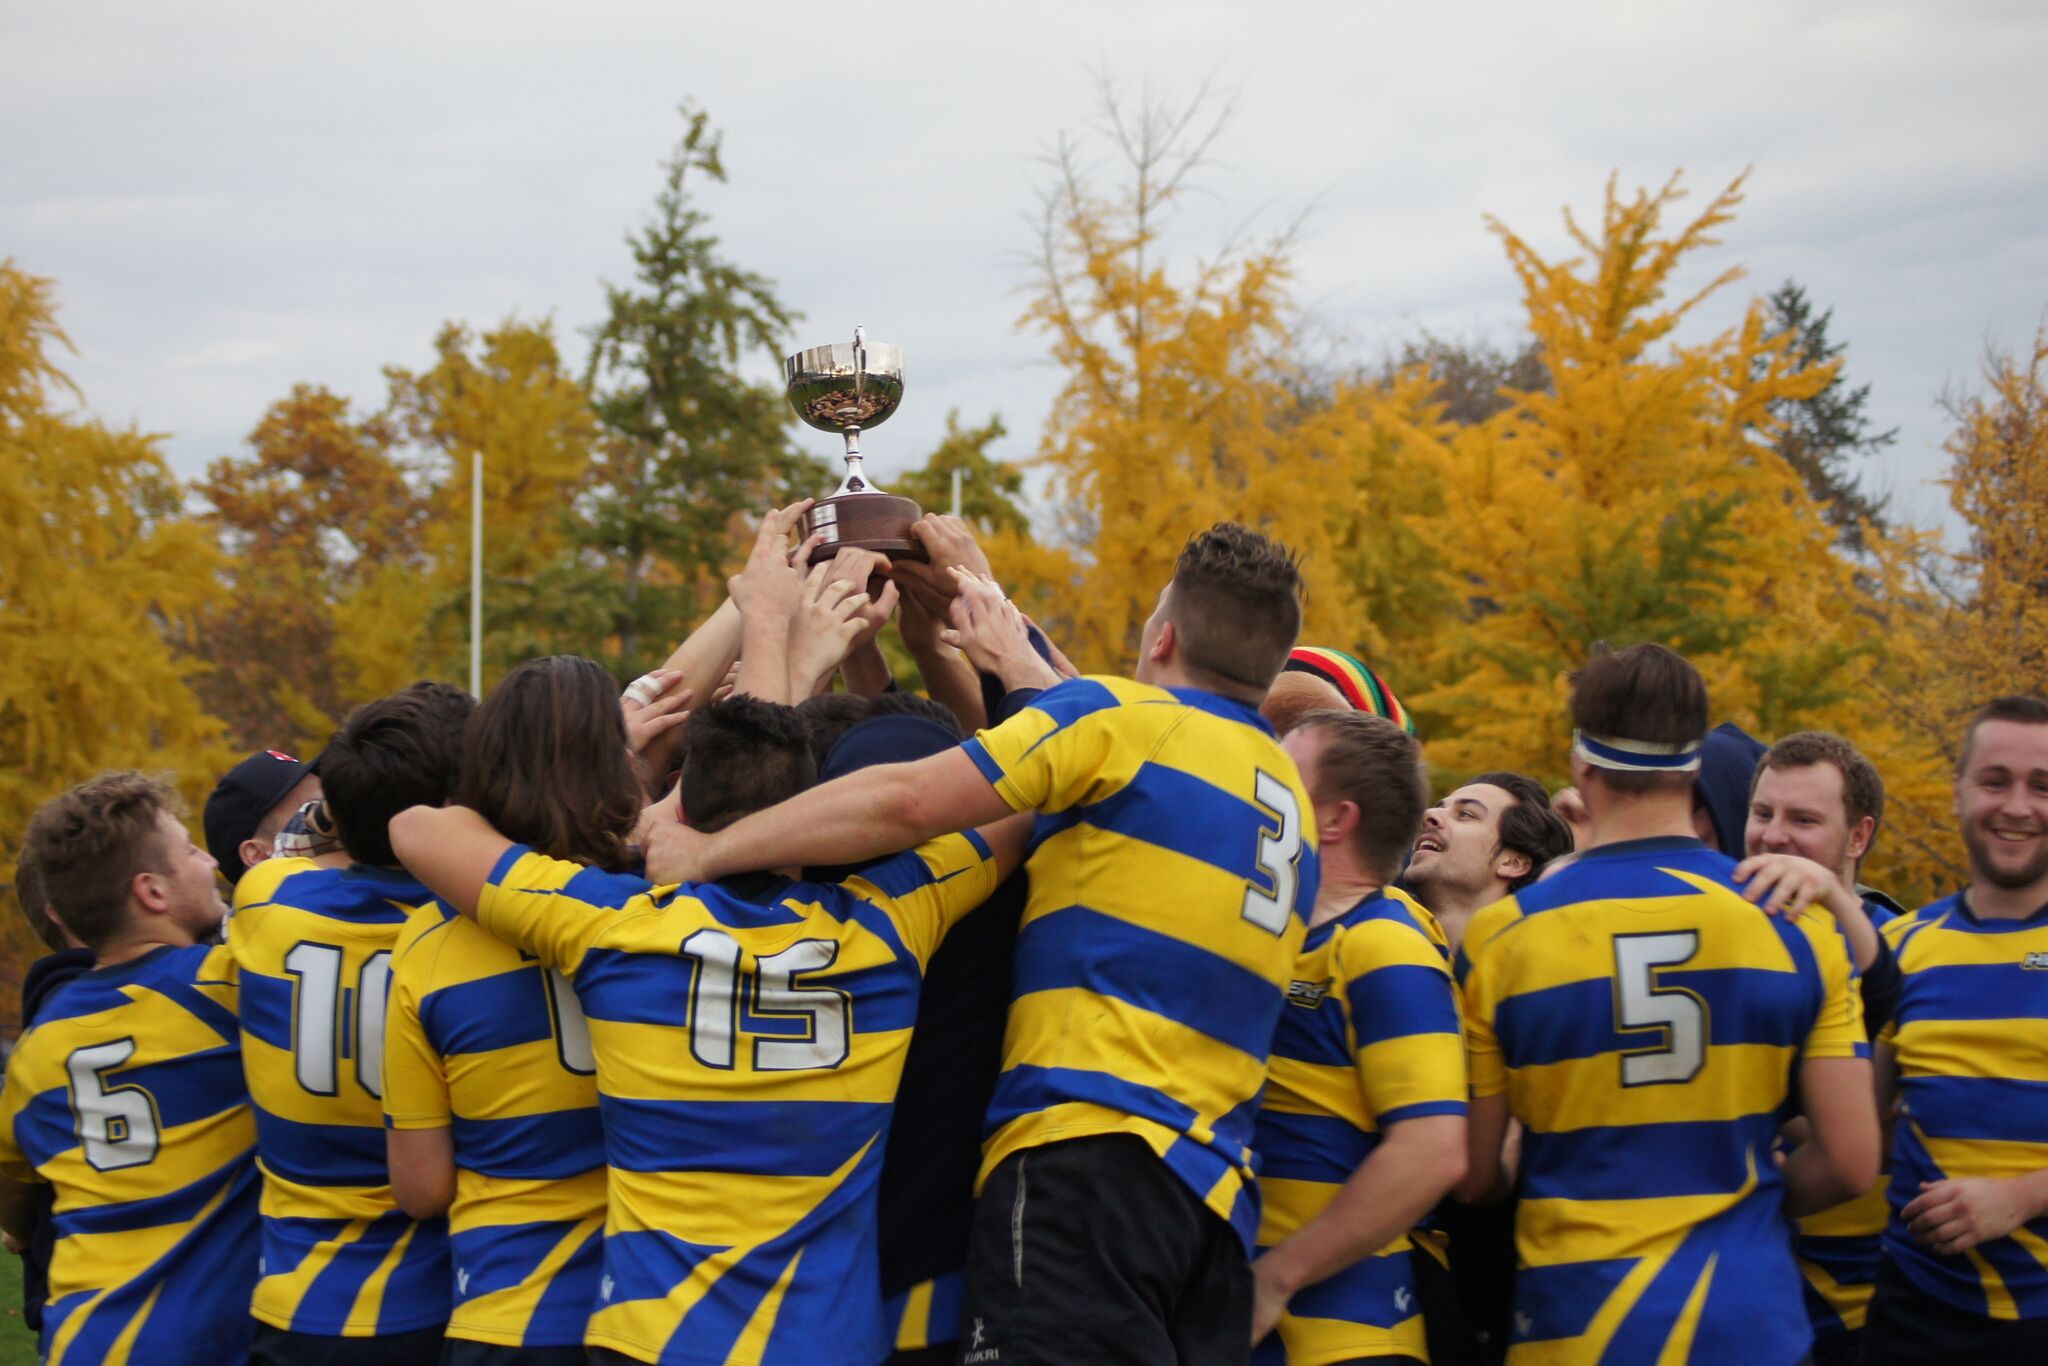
[1613, 931, 1706, 1086]
[1242, 771, 1304, 935]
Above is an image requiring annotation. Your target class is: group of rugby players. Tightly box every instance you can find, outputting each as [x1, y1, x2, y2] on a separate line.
[5, 503, 2047, 1366]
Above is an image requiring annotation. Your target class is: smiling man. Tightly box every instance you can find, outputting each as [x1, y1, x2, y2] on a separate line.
[1400, 772, 1573, 954]
[1865, 695, 2048, 1366]
[1746, 731, 1902, 1366]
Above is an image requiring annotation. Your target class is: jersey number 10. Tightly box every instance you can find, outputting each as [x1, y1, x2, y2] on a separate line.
[286, 943, 392, 1099]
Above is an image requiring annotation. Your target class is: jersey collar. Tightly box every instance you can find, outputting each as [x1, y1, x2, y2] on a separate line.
[1165, 686, 1274, 735]
[1575, 835, 1710, 861]
[1952, 888, 2048, 930]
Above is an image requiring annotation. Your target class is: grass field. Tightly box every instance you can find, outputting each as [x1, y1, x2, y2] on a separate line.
[0, 1255, 34, 1364]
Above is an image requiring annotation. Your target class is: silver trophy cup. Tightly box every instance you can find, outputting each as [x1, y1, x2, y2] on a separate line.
[784, 326, 925, 562]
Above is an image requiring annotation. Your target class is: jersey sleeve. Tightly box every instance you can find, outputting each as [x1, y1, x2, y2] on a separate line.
[1460, 903, 1516, 1101]
[0, 1048, 38, 1184]
[476, 847, 649, 976]
[958, 677, 1139, 815]
[1797, 907, 1869, 1060]
[383, 915, 453, 1132]
[838, 831, 1003, 966]
[1874, 913, 1916, 1048]
[1343, 920, 1468, 1125]
[190, 941, 240, 1014]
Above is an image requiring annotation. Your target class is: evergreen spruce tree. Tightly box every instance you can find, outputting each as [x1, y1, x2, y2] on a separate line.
[1764, 281, 1895, 550]
[575, 104, 828, 672]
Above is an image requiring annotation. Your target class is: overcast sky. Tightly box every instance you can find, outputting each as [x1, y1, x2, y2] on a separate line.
[5, 2, 2044, 538]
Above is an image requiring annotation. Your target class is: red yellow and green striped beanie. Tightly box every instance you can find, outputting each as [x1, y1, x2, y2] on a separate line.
[1282, 647, 1416, 735]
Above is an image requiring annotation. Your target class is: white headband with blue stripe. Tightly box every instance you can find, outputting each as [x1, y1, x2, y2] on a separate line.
[1572, 729, 1704, 773]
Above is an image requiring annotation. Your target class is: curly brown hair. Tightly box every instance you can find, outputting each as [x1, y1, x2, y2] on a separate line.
[20, 771, 182, 951]
[1167, 523, 1305, 693]
[1753, 732, 1886, 838]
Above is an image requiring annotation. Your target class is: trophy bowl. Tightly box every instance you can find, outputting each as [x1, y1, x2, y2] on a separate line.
[784, 330, 926, 564]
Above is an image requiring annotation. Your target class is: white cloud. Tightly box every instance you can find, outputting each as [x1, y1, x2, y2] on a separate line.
[2, 0, 2041, 537]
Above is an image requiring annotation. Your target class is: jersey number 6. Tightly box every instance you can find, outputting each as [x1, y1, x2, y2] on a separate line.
[66, 1038, 162, 1171]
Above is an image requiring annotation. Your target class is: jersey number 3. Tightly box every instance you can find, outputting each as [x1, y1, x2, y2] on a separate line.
[1613, 931, 1706, 1086]
[1242, 771, 1304, 935]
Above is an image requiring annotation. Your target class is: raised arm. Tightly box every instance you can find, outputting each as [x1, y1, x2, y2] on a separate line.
[896, 582, 989, 732]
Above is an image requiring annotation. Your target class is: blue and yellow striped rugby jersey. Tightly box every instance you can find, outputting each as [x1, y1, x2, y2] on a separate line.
[0, 944, 260, 1365]
[1457, 836, 1865, 1364]
[1794, 895, 1900, 1347]
[476, 832, 1002, 1365]
[384, 904, 606, 1349]
[1878, 893, 2048, 1321]
[1252, 889, 1467, 1366]
[960, 675, 1319, 1249]
[229, 857, 451, 1336]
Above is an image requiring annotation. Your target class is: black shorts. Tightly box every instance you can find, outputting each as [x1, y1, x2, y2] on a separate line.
[1864, 1255, 2048, 1366]
[958, 1134, 1252, 1366]
[442, 1339, 591, 1366]
[251, 1322, 446, 1366]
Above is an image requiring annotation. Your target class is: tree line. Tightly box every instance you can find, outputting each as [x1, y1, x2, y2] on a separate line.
[3, 95, 2043, 994]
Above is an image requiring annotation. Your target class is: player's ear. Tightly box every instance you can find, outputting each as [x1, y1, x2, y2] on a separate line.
[131, 869, 171, 916]
[1845, 815, 1876, 864]
[1495, 848, 1532, 883]
[1147, 618, 1177, 666]
[239, 836, 269, 871]
[1323, 797, 1359, 849]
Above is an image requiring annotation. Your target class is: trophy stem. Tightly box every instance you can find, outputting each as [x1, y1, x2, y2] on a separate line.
[839, 430, 871, 495]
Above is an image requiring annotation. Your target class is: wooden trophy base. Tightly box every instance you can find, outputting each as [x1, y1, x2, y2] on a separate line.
[804, 493, 928, 564]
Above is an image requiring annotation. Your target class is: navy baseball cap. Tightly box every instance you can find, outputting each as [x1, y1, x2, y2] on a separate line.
[203, 750, 313, 884]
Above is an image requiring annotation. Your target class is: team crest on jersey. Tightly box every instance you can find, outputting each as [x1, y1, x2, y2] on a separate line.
[1287, 977, 1333, 1008]
[2024, 952, 2048, 970]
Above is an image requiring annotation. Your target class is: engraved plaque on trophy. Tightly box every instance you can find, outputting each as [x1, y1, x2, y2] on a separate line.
[783, 326, 926, 563]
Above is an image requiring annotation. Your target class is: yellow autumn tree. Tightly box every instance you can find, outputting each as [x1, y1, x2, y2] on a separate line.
[1357, 175, 1954, 900]
[1863, 331, 2048, 894]
[1014, 82, 1361, 670]
[382, 318, 600, 683]
[0, 261, 231, 875]
[192, 384, 430, 752]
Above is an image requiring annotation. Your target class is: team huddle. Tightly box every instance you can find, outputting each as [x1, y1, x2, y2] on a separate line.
[5, 505, 2047, 1366]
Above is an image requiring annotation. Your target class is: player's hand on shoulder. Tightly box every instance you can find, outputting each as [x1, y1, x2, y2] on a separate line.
[1733, 851, 1850, 919]
[640, 790, 713, 887]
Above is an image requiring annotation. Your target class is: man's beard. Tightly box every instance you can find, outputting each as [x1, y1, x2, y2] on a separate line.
[1963, 823, 2048, 892]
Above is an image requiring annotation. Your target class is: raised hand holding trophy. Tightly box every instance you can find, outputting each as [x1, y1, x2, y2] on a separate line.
[784, 325, 926, 563]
